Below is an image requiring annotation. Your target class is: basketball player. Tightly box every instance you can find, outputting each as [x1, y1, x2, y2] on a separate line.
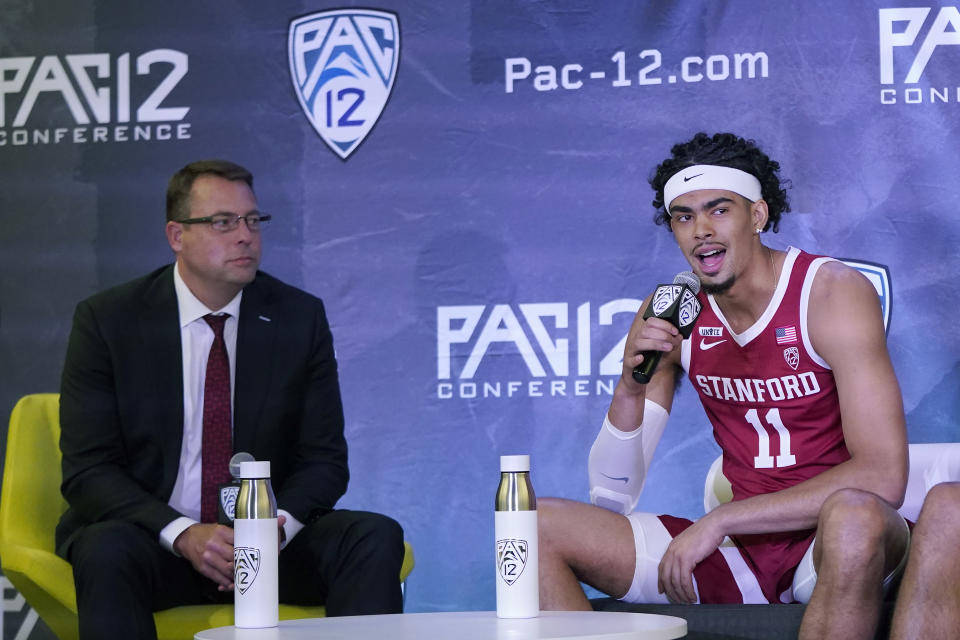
[538, 132, 910, 640]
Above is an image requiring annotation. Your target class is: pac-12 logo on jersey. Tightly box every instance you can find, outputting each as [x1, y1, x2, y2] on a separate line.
[288, 9, 400, 160]
[783, 346, 799, 370]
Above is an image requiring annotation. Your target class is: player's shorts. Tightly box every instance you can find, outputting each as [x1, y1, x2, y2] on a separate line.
[621, 511, 910, 604]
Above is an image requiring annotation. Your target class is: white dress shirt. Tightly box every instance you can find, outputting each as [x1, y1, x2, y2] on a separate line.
[159, 263, 301, 553]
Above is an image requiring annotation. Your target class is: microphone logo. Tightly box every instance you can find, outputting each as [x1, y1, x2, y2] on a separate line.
[649, 284, 702, 333]
[632, 271, 702, 384]
[678, 289, 700, 328]
[219, 485, 240, 521]
[652, 285, 684, 316]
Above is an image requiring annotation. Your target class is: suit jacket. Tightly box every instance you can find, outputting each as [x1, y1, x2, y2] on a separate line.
[56, 265, 348, 557]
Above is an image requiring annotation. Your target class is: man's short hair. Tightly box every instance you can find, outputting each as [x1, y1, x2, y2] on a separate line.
[649, 132, 791, 232]
[166, 159, 254, 222]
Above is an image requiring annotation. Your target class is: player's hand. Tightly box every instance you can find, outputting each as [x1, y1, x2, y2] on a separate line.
[621, 310, 682, 386]
[173, 523, 235, 591]
[277, 514, 287, 546]
[657, 517, 725, 604]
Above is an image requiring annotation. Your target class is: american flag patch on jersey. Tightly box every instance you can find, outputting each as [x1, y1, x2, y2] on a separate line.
[775, 326, 797, 344]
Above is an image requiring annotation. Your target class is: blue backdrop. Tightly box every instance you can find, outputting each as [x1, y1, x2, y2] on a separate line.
[2, 1, 960, 637]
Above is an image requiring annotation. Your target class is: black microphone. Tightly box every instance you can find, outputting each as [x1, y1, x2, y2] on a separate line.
[631, 271, 702, 384]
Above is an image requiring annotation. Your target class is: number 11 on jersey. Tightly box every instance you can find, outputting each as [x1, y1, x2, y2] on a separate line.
[746, 408, 797, 469]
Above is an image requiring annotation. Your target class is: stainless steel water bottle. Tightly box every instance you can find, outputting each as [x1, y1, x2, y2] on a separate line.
[495, 454, 539, 618]
[233, 460, 279, 628]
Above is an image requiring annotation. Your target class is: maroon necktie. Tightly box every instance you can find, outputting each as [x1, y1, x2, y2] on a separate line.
[201, 314, 232, 523]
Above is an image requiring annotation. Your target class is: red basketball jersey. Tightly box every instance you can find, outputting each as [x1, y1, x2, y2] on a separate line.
[678, 246, 851, 602]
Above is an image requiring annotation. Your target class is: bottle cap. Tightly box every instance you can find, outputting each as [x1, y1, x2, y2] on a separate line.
[500, 454, 530, 472]
[239, 460, 271, 479]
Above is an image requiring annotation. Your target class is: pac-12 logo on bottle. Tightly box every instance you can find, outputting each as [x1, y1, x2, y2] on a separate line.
[496, 538, 529, 585]
[288, 9, 400, 160]
[234, 547, 262, 595]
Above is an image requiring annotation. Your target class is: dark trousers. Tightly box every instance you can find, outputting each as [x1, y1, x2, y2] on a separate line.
[68, 510, 405, 640]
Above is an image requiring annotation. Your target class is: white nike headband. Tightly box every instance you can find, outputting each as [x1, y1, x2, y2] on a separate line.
[662, 164, 762, 214]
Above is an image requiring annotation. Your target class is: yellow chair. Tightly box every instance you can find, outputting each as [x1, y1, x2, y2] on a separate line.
[0, 394, 414, 640]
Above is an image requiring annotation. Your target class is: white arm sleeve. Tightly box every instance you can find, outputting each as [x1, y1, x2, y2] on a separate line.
[588, 399, 669, 515]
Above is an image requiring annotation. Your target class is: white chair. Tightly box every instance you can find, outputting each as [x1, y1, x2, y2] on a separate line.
[704, 443, 960, 517]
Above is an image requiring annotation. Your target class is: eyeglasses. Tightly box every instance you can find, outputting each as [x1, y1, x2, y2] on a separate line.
[177, 211, 272, 232]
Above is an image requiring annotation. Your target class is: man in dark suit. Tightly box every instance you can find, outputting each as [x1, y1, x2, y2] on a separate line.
[57, 160, 405, 640]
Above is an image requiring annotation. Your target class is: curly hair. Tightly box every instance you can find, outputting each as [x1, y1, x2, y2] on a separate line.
[649, 132, 790, 232]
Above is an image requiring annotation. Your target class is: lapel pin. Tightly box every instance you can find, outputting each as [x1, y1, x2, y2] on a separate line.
[258, 315, 272, 322]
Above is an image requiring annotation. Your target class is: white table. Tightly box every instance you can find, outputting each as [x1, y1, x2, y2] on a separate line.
[194, 610, 687, 640]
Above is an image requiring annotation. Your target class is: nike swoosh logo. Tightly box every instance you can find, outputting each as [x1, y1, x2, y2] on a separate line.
[683, 173, 703, 182]
[700, 339, 727, 350]
[600, 473, 629, 484]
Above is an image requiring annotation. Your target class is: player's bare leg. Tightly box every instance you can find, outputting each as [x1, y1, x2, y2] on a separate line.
[799, 488, 909, 640]
[889, 482, 960, 640]
[538, 498, 638, 610]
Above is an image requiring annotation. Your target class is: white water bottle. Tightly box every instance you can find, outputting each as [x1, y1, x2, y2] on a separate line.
[495, 454, 539, 618]
[234, 460, 279, 628]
